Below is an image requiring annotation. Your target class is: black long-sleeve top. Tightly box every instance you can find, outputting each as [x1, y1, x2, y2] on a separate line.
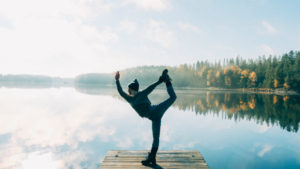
[116, 80, 161, 118]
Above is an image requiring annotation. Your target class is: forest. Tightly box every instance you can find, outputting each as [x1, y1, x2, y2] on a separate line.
[75, 50, 300, 92]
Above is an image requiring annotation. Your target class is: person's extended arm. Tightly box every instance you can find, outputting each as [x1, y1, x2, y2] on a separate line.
[116, 80, 132, 102]
[115, 71, 132, 102]
[140, 79, 163, 96]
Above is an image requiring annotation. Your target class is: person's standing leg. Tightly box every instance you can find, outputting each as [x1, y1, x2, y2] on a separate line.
[152, 120, 161, 148]
[142, 82, 176, 166]
[142, 119, 160, 166]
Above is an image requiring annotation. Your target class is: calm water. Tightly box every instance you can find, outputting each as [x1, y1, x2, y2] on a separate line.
[0, 87, 299, 169]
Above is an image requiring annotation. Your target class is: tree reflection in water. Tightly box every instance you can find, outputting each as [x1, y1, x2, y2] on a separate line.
[174, 91, 300, 133]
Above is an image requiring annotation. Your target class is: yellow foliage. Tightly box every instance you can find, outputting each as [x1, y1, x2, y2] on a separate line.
[229, 106, 240, 113]
[274, 79, 279, 88]
[207, 70, 213, 78]
[273, 96, 278, 104]
[207, 81, 210, 86]
[249, 72, 257, 82]
[206, 91, 210, 96]
[231, 66, 242, 74]
[206, 70, 215, 86]
[215, 71, 221, 78]
[206, 92, 212, 107]
[196, 100, 206, 111]
[283, 96, 289, 102]
[240, 103, 248, 111]
[222, 104, 227, 111]
[215, 100, 219, 107]
[223, 68, 229, 75]
[283, 82, 290, 89]
[249, 72, 257, 86]
[248, 98, 256, 109]
[241, 69, 249, 79]
[196, 100, 203, 105]
[198, 66, 207, 77]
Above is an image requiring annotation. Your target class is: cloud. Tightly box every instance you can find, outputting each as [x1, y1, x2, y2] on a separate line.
[0, 90, 116, 148]
[258, 144, 273, 157]
[177, 22, 201, 33]
[124, 0, 171, 11]
[143, 20, 176, 48]
[0, 20, 119, 76]
[0, 0, 119, 77]
[118, 19, 137, 34]
[260, 44, 275, 56]
[262, 21, 277, 34]
[0, 0, 112, 21]
[0, 90, 120, 168]
[0, 143, 87, 169]
[172, 142, 196, 149]
[21, 152, 62, 169]
[0, 16, 12, 28]
[116, 137, 133, 148]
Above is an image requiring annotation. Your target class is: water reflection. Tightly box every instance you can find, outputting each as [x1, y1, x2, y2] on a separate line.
[75, 86, 300, 133]
[1, 87, 299, 169]
[174, 91, 300, 133]
[0, 88, 117, 169]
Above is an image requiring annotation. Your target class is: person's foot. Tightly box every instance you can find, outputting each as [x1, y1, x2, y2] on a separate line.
[141, 152, 157, 166]
[161, 69, 171, 83]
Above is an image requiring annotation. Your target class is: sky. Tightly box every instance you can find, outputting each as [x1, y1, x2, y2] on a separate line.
[0, 0, 299, 77]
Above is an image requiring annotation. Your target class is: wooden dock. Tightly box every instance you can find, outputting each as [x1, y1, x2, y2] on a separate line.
[100, 150, 209, 169]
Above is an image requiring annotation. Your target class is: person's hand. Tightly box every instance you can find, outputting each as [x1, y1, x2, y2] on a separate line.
[158, 76, 164, 83]
[115, 71, 120, 81]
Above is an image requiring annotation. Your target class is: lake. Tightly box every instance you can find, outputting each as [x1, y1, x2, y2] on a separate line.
[0, 86, 299, 169]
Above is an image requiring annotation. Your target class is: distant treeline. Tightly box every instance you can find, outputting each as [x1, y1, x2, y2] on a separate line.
[75, 50, 300, 92]
[0, 74, 73, 88]
[1, 51, 299, 91]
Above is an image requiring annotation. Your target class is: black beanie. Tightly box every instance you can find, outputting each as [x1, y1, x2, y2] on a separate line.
[128, 79, 139, 91]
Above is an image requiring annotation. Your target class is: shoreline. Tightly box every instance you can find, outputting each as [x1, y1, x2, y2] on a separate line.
[1, 83, 299, 96]
[174, 87, 299, 96]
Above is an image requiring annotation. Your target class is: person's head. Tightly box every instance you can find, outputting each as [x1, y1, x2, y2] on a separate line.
[128, 79, 139, 95]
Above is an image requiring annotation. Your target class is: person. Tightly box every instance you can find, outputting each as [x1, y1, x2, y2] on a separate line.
[115, 69, 177, 166]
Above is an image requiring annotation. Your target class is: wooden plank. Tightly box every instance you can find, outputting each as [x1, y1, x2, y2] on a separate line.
[100, 150, 209, 169]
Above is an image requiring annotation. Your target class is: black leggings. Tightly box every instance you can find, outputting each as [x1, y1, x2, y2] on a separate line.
[147, 85, 177, 148]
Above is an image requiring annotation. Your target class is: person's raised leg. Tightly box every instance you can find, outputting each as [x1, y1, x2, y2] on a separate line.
[153, 71, 177, 119]
[162, 69, 176, 102]
[166, 80, 176, 102]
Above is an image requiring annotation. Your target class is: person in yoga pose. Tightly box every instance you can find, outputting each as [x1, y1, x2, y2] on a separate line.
[115, 69, 177, 166]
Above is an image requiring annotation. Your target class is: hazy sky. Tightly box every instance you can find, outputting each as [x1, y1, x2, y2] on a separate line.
[0, 0, 299, 77]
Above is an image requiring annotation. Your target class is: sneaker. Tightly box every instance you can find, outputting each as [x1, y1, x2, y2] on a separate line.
[141, 152, 156, 166]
